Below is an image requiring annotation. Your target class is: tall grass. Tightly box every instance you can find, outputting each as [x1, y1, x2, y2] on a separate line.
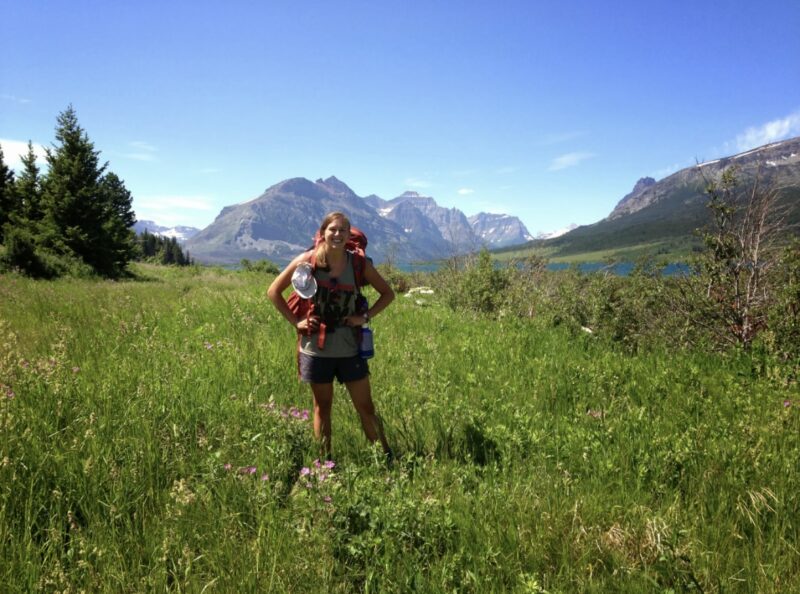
[1, 264, 798, 592]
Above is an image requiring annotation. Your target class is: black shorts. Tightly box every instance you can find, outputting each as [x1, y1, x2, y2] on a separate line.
[298, 352, 370, 384]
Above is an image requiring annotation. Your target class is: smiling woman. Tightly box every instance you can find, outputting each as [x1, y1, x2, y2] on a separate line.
[267, 212, 396, 460]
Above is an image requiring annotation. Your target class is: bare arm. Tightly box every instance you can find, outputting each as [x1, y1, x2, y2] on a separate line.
[344, 259, 395, 326]
[267, 252, 316, 331]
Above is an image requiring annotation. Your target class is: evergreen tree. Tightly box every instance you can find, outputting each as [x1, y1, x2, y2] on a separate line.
[39, 106, 136, 277]
[96, 172, 137, 275]
[0, 146, 17, 243]
[15, 141, 43, 224]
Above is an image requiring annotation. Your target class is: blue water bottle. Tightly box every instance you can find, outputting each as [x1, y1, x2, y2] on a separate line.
[359, 325, 374, 359]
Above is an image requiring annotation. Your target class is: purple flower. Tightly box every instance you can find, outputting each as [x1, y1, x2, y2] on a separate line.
[299, 467, 311, 477]
[260, 473, 270, 481]
[322, 496, 333, 504]
[323, 460, 335, 469]
[239, 466, 257, 475]
[784, 400, 792, 408]
[223, 463, 232, 471]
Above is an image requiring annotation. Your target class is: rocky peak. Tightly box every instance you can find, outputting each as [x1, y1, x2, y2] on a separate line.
[608, 177, 658, 220]
[316, 176, 355, 196]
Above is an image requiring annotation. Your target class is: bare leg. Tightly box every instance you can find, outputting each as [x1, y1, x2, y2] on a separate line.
[310, 382, 334, 457]
[344, 377, 390, 453]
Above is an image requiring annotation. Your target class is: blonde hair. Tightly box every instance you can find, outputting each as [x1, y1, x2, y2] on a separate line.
[314, 212, 351, 268]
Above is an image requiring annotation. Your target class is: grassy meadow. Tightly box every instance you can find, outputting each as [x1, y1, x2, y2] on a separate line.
[1, 263, 798, 592]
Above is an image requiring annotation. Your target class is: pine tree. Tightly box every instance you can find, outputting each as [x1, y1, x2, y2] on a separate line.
[0, 146, 17, 243]
[15, 141, 43, 224]
[39, 106, 136, 277]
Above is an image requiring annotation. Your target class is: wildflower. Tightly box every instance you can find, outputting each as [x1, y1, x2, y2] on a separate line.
[223, 463, 232, 471]
[260, 473, 270, 481]
[3, 385, 14, 400]
[299, 467, 311, 477]
[784, 400, 792, 408]
[239, 466, 257, 475]
[323, 460, 335, 470]
[72, 366, 81, 373]
[322, 496, 333, 504]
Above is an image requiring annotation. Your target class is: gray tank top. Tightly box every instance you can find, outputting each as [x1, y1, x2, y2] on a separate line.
[298, 252, 360, 358]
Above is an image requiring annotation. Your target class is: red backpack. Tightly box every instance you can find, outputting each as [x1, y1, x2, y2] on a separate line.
[287, 227, 369, 350]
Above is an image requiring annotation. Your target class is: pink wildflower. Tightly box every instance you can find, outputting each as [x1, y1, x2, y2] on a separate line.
[323, 496, 333, 504]
[260, 473, 269, 481]
[223, 463, 232, 471]
[299, 467, 311, 477]
[784, 400, 792, 408]
[323, 460, 335, 470]
[239, 466, 257, 475]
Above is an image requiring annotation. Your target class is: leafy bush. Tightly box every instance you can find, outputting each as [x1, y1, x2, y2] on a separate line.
[239, 258, 280, 274]
[438, 248, 510, 315]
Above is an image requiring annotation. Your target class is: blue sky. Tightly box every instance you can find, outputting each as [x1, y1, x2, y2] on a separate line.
[2, 0, 799, 235]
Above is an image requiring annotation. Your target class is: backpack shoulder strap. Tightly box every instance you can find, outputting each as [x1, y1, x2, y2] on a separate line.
[350, 250, 367, 289]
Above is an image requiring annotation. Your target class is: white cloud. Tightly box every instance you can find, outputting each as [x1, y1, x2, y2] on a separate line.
[136, 195, 215, 211]
[548, 151, 594, 171]
[652, 161, 692, 180]
[404, 177, 433, 189]
[121, 141, 158, 162]
[134, 195, 216, 228]
[0, 138, 48, 170]
[495, 166, 517, 175]
[730, 110, 800, 153]
[458, 188, 474, 195]
[538, 131, 586, 146]
[0, 94, 32, 104]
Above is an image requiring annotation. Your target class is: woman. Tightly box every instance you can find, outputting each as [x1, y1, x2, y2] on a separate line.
[267, 212, 395, 458]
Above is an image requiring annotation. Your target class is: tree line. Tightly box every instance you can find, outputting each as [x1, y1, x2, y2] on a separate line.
[0, 106, 191, 278]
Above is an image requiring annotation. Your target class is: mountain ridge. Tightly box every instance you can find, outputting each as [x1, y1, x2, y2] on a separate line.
[185, 178, 533, 264]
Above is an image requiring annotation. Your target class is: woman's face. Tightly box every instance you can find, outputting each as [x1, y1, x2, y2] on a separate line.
[323, 217, 350, 250]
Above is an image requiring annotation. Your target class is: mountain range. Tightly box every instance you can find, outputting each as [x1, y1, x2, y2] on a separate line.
[516, 136, 800, 259]
[184, 178, 532, 264]
[145, 136, 800, 266]
[132, 220, 200, 243]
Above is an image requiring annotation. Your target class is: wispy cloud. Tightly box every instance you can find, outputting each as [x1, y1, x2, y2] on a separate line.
[404, 177, 433, 189]
[121, 141, 158, 162]
[474, 201, 512, 215]
[495, 166, 517, 175]
[136, 195, 215, 211]
[538, 131, 586, 146]
[457, 188, 474, 195]
[0, 93, 32, 104]
[548, 151, 594, 171]
[0, 138, 48, 170]
[727, 110, 800, 153]
[652, 161, 692, 180]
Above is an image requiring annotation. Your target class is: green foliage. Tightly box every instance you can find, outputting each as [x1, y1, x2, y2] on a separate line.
[0, 266, 799, 591]
[239, 257, 279, 274]
[2, 106, 138, 278]
[0, 145, 17, 243]
[375, 261, 411, 293]
[136, 230, 194, 266]
[439, 248, 510, 314]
